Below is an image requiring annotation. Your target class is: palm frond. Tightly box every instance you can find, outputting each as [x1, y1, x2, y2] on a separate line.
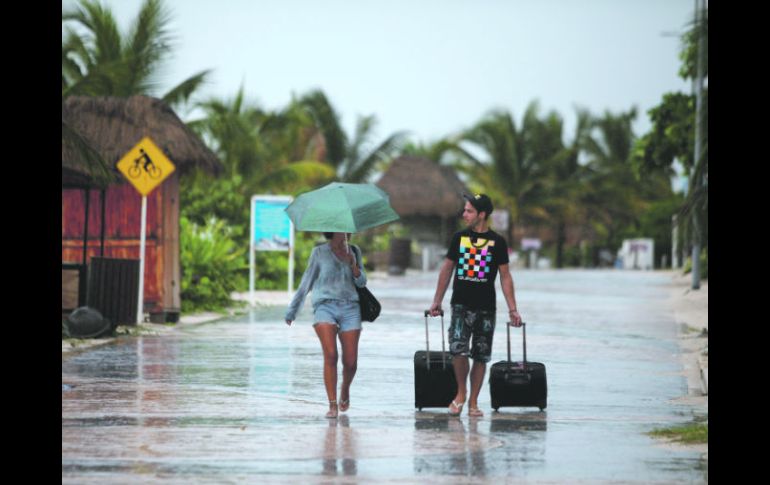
[67, 0, 123, 65]
[255, 161, 336, 194]
[161, 69, 213, 109]
[347, 130, 409, 183]
[299, 90, 347, 166]
[61, 120, 116, 186]
[123, 0, 172, 94]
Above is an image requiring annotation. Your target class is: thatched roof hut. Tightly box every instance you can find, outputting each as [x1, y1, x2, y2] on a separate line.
[376, 156, 468, 218]
[61, 95, 222, 324]
[62, 95, 221, 186]
[376, 156, 468, 260]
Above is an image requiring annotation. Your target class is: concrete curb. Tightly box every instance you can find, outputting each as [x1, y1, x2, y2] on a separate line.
[63, 312, 232, 356]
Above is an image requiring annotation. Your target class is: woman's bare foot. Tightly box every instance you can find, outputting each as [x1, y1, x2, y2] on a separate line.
[339, 388, 350, 412]
[326, 400, 338, 419]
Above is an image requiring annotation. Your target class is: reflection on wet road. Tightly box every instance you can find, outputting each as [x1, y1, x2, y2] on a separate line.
[63, 269, 706, 483]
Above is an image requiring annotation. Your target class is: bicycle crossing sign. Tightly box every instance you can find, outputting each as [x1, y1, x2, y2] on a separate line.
[116, 136, 176, 196]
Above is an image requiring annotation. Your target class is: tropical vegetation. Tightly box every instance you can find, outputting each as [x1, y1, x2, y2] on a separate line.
[62, 0, 707, 311]
[632, 2, 708, 284]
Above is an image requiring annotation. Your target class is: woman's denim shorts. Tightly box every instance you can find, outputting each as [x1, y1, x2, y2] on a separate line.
[313, 299, 362, 333]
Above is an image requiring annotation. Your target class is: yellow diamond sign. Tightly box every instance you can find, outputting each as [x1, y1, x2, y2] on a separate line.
[116, 137, 176, 196]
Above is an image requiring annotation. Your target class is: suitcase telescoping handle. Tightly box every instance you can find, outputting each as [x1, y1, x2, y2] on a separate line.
[507, 320, 528, 370]
[423, 310, 447, 370]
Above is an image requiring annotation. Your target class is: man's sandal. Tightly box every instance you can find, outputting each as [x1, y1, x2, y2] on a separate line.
[326, 400, 338, 419]
[448, 400, 465, 416]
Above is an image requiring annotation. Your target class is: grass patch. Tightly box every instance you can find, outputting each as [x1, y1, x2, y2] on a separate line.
[650, 423, 708, 444]
[115, 325, 164, 337]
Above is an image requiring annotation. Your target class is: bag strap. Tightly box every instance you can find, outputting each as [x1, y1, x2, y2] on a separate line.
[349, 245, 363, 284]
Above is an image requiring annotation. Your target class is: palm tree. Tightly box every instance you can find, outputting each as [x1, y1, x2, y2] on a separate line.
[631, 2, 707, 279]
[62, 0, 211, 107]
[187, 88, 271, 179]
[539, 109, 594, 267]
[187, 88, 335, 195]
[298, 90, 408, 182]
[62, 0, 212, 183]
[453, 101, 558, 243]
[582, 109, 648, 250]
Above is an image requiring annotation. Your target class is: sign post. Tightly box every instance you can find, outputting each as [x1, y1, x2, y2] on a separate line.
[250, 196, 294, 305]
[116, 137, 176, 324]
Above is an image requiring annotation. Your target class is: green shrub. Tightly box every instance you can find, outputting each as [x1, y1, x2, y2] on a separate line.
[683, 248, 708, 279]
[251, 232, 321, 290]
[180, 216, 247, 313]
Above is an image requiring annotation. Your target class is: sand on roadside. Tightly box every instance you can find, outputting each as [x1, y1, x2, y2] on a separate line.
[667, 271, 708, 397]
[656, 270, 708, 456]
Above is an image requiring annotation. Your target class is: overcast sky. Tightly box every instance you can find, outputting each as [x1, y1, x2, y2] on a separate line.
[64, 0, 695, 148]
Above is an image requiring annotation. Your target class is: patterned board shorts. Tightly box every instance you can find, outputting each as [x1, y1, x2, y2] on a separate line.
[448, 304, 496, 363]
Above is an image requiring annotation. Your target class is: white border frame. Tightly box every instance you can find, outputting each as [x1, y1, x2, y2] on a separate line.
[249, 195, 294, 304]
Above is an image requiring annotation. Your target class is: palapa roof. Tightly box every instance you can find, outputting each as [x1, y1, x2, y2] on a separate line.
[376, 156, 468, 218]
[62, 95, 222, 187]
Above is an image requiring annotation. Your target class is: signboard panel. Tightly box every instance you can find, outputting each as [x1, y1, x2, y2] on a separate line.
[249, 195, 295, 302]
[116, 137, 175, 196]
[251, 197, 293, 251]
[521, 238, 542, 251]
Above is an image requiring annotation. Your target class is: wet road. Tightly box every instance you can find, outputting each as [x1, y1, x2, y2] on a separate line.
[62, 269, 707, 483]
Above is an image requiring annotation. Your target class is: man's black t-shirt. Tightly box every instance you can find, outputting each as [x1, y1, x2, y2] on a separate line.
[446, 229, 510, 311]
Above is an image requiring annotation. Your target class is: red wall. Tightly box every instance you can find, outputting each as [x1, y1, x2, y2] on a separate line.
[62, 182, 165, 308]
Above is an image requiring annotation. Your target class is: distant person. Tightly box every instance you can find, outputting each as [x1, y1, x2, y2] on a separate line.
[285, 232, 367, 418]
[428, 193, 523, 417]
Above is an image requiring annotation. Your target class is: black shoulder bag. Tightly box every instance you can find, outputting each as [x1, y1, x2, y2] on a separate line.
[352, 246, 381, 322]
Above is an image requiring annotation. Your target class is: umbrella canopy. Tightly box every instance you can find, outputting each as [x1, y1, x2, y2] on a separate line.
[285, 182, 400, 233]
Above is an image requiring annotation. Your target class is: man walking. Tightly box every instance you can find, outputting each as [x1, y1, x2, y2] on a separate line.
[428, 193, 523, 417]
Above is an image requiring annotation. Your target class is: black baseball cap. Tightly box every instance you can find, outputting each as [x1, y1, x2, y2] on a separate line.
[463, 193, 493, 215]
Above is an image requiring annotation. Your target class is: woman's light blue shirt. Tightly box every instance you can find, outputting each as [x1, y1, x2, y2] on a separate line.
[285, 243, 367, 321]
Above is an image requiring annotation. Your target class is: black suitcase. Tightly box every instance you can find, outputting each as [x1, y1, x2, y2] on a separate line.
[489, 322, 548, 411]
[414, 310, 458, 410]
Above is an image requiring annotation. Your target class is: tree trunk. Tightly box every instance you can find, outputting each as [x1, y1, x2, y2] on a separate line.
[690, 0, 706, 290]
[555, 220, 566, 269]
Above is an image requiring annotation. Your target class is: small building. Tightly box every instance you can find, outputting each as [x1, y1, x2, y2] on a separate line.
[376, 156, 468, 269]
[617, 238, 655, 270]
[62, 95, 222, 323]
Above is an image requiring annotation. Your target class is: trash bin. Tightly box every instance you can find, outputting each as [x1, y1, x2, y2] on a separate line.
[86, 257, 140, 325]
[388, 238, 411, 275]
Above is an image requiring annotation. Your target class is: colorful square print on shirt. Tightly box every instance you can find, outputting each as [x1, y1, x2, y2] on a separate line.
[457, 236, 495, 282]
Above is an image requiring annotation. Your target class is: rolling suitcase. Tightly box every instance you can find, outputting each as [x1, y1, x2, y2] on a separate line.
[414, 310, 458, 410]
[489, 322, 548, 411]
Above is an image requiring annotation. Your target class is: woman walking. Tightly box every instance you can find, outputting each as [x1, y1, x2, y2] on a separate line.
[285, 232, 366, 418]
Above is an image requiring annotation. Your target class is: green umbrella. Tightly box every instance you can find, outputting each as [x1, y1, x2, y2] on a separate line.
[285, 182, 400, 233]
